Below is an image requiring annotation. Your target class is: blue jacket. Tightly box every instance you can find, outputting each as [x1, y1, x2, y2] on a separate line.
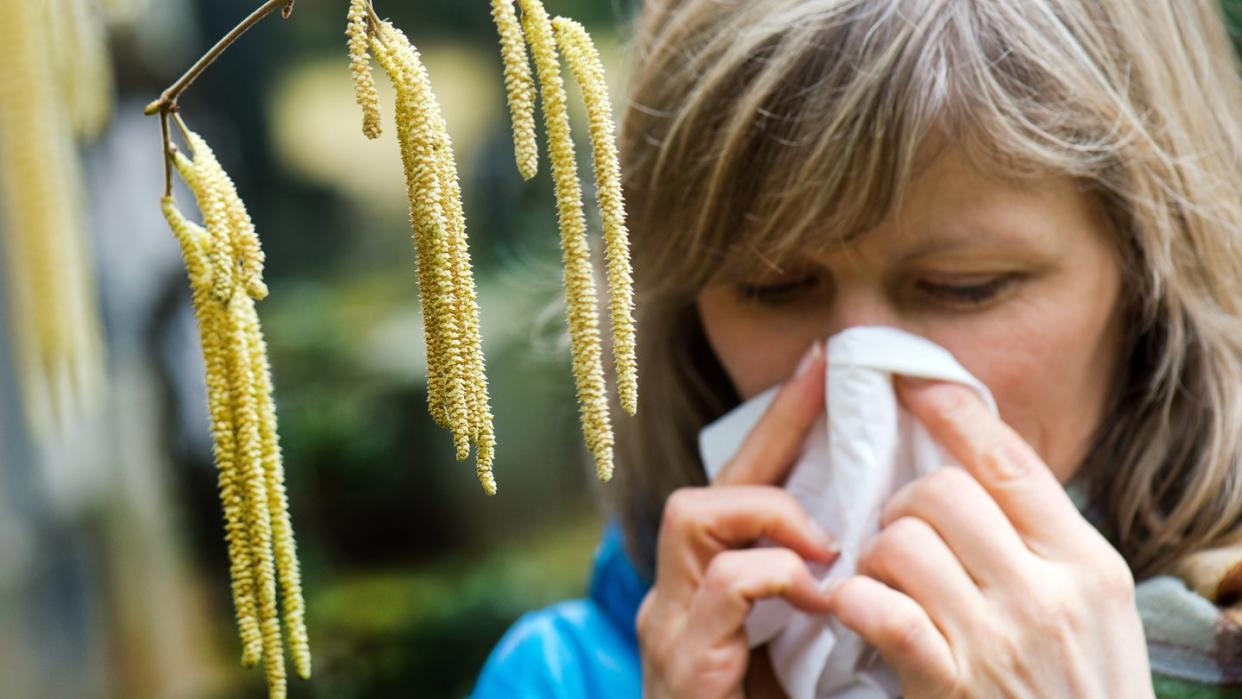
[471, 523, 648, 698]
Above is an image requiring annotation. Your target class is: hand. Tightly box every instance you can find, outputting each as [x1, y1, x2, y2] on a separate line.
[828, 377, 1153, 698]
[638, 342, 838, 699]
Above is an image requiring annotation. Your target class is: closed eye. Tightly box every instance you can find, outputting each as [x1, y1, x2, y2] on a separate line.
[915, 276, 1015, 307]
[736, 276, 819, 306]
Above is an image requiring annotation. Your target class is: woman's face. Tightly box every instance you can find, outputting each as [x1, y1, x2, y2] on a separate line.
[695, 150, 1125, 483]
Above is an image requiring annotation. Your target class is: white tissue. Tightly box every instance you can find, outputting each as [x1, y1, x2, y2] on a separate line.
[697, 326, 997, 699]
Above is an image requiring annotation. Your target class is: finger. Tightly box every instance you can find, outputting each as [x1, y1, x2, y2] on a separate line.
[717, 340, 825, 486]
[881, 467, 1031, 586]
[656, 486, 839, 602]
[857, 516, 986, 637]
[829, 576, 958, 693]
[685, 548, 834, 647]
[895, 377, 1096, 558]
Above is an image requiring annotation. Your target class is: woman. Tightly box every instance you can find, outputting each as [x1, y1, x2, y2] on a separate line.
[475, 0, 1242, 695]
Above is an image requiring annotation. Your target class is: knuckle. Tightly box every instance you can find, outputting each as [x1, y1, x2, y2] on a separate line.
[687, 646, 746, 692]
[857, 534, 883, 573]
[882, 607, 930, 656]
[976, 434, 1031, 484]
[922, 467, 974, 504]
[1089, 554, 1137, 603]
[885, 515, 927, 542]
[704, 550, 757, 594]
[931, 383, 977, 420]
[862, 519, 919, 574]
[660, 487, 703, 534]
[702, 551, 742, 592]
[636, 594, 656, 640]
[764, 549, 806, 592]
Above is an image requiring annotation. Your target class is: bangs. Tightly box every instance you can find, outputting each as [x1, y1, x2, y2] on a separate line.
[621, 0, 1133, 293]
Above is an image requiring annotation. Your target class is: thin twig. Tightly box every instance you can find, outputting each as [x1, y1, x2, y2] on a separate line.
[160, 109, 174, 196]
[144, 0, 295, 116]
[365, 0, 383, 31]
[172, 112, 194, 146]
[147, 0, 294, 196]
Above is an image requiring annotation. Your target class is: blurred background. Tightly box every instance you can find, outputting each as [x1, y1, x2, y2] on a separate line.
[0, 0, 638, 696]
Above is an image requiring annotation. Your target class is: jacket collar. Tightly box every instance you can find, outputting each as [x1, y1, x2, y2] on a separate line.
[588, 522, 652, 645]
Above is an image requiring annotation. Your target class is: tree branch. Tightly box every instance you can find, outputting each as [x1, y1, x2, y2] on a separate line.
[144, 0, 295, 116]
[147, 0, 295, 196]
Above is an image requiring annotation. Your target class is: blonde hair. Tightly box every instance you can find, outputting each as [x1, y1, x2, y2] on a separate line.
[611, 0, 1242, 580]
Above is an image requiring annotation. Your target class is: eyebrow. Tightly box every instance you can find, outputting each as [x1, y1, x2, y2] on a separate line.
[892, 225, 1048, 264]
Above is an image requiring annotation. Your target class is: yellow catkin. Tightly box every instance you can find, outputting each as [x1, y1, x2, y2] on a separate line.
[369, 30, 452, 431]
[162, 193, 263, 667]
[47, 0, 113, 141]
[0, 0, 107, 439]
[192, 122, 307, 678]
[372, 22, 497, 485]
[225, 292, 285, 699]
[346, 0, 382, 140]
[425, 45, 496, 491]
[440, 132, 497, 492]
[552, 18, 638, 417]
[175, 146, 235, 303]
[170, 124, 311, 695]
[69, 0, 114, 140]
[517, 0, 614, 481]
[491, 0, 538, 181]
[184, 122, 268, 301]
[242, 297, 312, 680]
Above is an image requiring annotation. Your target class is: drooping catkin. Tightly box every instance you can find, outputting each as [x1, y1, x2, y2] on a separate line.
[48, 0, 114, 140]
[378, 26, 472, 463]
[369, 24, 452, 430]
[491, 0, 538, 181]
[427, 41, 496, 487]
[225, 293, 285, 699]
[552, 17, 638, 417]
[362, 12, 498, 494]
[242, 296, 312, 680]
[166, 124, 311, 698]
[163, 189, 263, 667]
[346, 0, 382, 140]
[508, 0, 615, 481]
[0, 0, 107, 442]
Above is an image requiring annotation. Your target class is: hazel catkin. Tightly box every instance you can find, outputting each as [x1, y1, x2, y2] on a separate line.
[552, 17, 638, 418]
[164, 123, 311, 698]
[491, 0, 538, 181]
[361, 14, 498, 493]
[496, 0, 616, 481]
[0, 0, 107, 442]
[346, 0, 382, 140]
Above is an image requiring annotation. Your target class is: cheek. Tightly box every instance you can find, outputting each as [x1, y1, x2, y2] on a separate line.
[934, 280, 1122, 481]
[696, 288, 823, 399]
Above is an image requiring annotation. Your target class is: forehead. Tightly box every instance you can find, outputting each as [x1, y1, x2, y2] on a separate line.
[719, 149, 1099, 279]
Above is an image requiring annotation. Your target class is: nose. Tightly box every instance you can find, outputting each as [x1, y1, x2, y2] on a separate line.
[819, 279, 904, 339]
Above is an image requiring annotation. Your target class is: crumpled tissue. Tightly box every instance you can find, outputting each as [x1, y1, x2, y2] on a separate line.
[697, 325, 997, 699]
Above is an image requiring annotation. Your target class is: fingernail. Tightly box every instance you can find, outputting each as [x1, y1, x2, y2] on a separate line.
[820, 575, 845, 597]
[808, 518, 838, 554]
[896, 375, 933, 390]
[796, 340, 823, 378]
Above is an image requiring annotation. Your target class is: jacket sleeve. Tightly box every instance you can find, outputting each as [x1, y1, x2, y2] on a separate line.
[471, 599, 642, 698]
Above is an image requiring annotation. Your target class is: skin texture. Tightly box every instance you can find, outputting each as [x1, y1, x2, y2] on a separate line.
[637, 150, 1154, 697]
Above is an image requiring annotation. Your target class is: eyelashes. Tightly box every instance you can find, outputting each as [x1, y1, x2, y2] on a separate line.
[737, 276, 819, 305]
[735, 275, 1018, 309]
[914, 276, 1016, 306]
